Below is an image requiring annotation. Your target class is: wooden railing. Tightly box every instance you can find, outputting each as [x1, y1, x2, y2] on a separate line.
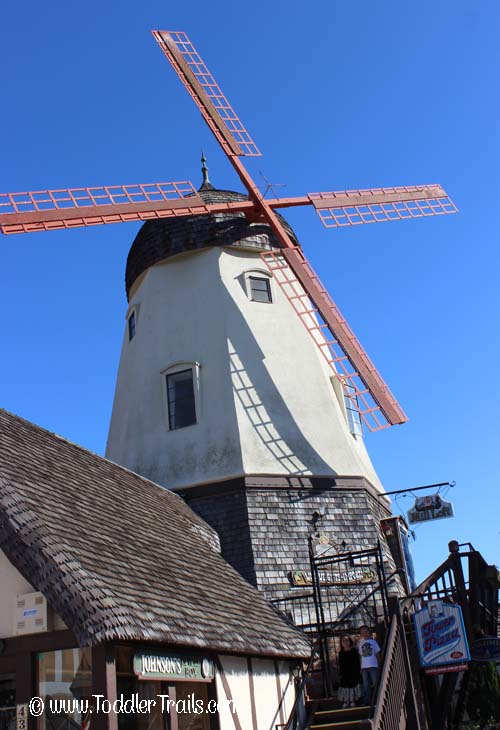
[372, 612, 421, 730]
[401, 542, 499, 640]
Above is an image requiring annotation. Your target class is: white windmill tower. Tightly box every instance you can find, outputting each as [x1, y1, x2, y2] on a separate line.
[105, 153, 385, 493]
[0, 31, 456, 596]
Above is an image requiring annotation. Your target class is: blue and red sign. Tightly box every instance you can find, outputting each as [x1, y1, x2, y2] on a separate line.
[414, 600, 470, 669]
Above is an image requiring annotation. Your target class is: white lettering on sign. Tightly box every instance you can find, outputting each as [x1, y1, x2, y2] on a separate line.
[143, 655, 183, 675]
[134, 653, 214, 681]
[407, 495, 454, 524]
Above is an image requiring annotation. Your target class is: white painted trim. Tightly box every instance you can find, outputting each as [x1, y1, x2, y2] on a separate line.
[160, 361, 201, 432]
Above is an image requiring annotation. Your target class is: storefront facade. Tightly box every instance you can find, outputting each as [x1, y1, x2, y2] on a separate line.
[0, 409, 309, 730]
[0, 631, 298, 730]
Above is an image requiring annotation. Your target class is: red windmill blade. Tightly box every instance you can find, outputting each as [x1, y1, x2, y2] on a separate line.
[152, 30, 261, 158]
[154, 29, 457, 430]
[0, 29, 458, 431]
[260, 247, 407, 430]
[0, 181, 206, 234]
[0, 184, 456, 237]
[308, 185, 457, 228]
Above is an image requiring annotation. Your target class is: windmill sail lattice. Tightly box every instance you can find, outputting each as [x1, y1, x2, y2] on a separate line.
[0, 29, 458, 431]
[309, 185, 457, 228]
[0, 182, 204, 234]
[153, 31, 261, 157]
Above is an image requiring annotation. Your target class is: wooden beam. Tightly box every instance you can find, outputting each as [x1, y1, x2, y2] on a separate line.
[15, 650, 35, 730]
[1, 629, 78, 656]
[92, 645, 118, 730]
[309, 185, 447, 210]
[0, 195, 206, 227]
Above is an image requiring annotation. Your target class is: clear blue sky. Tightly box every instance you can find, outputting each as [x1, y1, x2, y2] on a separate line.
[1, 1, 499, 581]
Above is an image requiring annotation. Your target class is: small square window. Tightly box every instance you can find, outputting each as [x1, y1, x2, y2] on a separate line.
[128, 311, 136, 341]
[166, 369, 197, 430]
[249, 276, 272, 303]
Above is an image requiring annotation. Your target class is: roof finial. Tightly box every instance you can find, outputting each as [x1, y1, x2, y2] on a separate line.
[201, 150, 211, 186]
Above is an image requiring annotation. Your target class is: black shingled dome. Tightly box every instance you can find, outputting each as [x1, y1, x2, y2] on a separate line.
[125, 182, 300, 300]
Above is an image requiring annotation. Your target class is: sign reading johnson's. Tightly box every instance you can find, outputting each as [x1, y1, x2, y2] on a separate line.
[134, 652, 214, 682]
[414, 600, 470, 669]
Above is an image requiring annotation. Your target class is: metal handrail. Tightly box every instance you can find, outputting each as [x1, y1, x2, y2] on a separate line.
[324, 569, 402, 634]
[273, 569, 401, 636]
[271, 591, 317, 631]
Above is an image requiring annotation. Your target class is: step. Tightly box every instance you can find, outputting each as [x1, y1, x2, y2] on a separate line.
[314, 707, 371, 720]
[310, 706, 371, 729]
[310, 720, 371, 730]
[314, 700, 371, 714]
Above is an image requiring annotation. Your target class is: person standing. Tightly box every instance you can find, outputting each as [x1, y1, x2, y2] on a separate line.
[358, 625, 381, 705]
[337, 636, 362, 708]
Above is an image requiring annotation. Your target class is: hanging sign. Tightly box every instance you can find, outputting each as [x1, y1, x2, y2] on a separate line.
[134, 652, 214, 682]
[414, 600, 470, 669]
[407, 494, 454, 524]
[471, 637, 500, 662]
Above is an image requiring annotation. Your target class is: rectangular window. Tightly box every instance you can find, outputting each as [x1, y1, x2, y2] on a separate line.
[128, 311, 136, 341]
[344, 386, 363, 437]
[167, 369, 197, 430]
[249, 276, 272, 303]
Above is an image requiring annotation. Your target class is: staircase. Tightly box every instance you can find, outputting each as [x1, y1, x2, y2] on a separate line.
[308, 701, 371, 729]
[291, 610, 420, 730]
[280, 541, 500, 730]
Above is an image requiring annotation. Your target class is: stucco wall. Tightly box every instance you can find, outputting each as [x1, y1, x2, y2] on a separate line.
[106, 248, 244, 487]
[106, 246, 382, 491]
[220, 248, 382, 488]
[216, 655, 296, 730]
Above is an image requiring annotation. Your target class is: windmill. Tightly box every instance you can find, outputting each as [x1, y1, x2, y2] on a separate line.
[0, 30, 457, 432]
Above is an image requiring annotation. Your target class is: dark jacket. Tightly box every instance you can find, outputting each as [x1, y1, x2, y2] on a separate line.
[339, 648, 361, 688]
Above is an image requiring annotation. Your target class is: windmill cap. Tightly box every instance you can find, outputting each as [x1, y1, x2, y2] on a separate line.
[125, 185, 299, 300]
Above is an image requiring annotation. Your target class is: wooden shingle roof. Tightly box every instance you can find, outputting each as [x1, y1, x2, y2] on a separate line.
[0, 409, 310, 658]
